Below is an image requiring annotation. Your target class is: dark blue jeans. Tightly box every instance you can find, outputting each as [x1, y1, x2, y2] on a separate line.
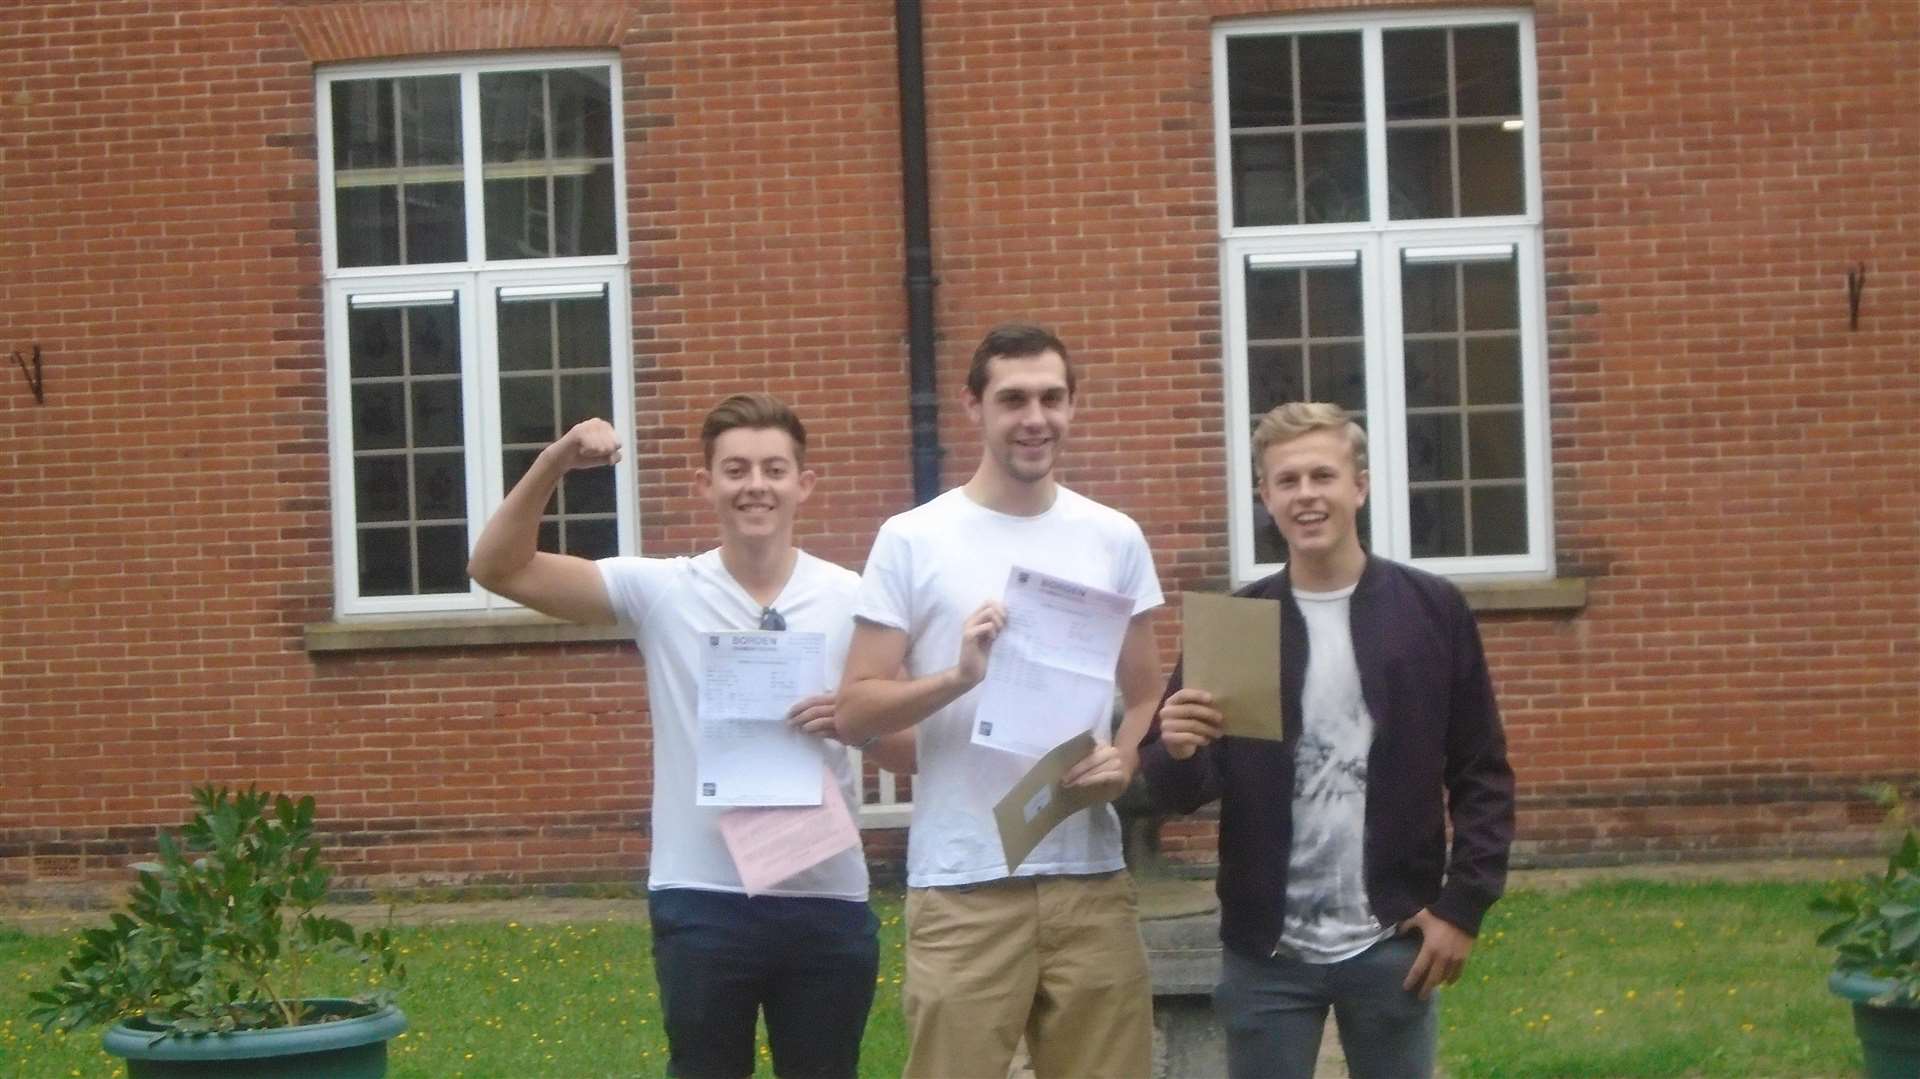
[649, 887, 879, 1079]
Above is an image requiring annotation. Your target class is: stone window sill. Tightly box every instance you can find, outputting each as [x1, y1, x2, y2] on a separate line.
[304, 614, 629, 653]
[1458, 577, 1587, 613]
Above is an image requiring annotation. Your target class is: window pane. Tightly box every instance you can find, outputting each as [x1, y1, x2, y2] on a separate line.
[481, 67, 616, 260]
[560, 373, 613, 429]
[557, 295, 612, 368]
[1297, 34, 1363, 124]
[480, 71, 546, 164]
[500, 375, 556, 444]
[1383, 29, 1449, 121]
[1462, 259, 1520, 330]
[354, 456, 408, 522]
[1409, 488, 1465, 558]
[348, 307, 402, 378]
[1247, 345, 1305, 414]
[1406, 413, 1462, 482]
[564, 468, 617, 515]
[563, 518, 618, 560]
[1467, 411, 1525, 479]
[332, 80, 396, 170]
[1300, 131, 1367, 223]
[484, 178, 549, 260]
[414, 451, 466, 518]
[415, 524, 470, 593]
[1454, 26, 1521, 118]
[553, 166, 618, 257]
[1227, 36, 1294, 128]
[1305, 265, 1362, 337]
[1470, 485, 1528, 555]
[1457, 125, 1524, 216]
[549, 68, 615, 159]
[1308, 343, 1366, 412]
[335, 186, 399, 268]
[1404, 339, 1459, 408]
[1464, 336, 1521, 404]
[1387, 127, 1453, 220]
[400, 76, 462, 166]
[1401, 263, 1457, 333]
[403, 182, 466, 265]
[351, 383, 405, 451]
[406, 302, 460, 375]
[357, 528, 411, 596]
[1232, 135, 1296, 228]
[411, 378, 463, 448]
[498, 300, 553, 372]
[1245, 267, 1303, 340]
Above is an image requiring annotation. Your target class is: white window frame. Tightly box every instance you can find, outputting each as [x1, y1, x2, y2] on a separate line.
[1215, 10, 1552, 584]
[318, 53, 635, 617]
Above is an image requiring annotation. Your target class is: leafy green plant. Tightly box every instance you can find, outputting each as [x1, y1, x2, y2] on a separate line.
[1813, 784, 1920, 1007]
[28, 785, 403, 1038]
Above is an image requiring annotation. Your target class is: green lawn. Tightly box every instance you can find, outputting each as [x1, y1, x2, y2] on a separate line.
[0, 881, 1862, 1078]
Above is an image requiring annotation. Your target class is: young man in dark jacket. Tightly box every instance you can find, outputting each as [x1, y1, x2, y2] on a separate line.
[1141, 402, 1515, 1079]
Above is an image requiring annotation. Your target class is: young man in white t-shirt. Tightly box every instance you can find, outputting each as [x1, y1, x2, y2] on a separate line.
[468, 393, 913, 1079]
[1144, 402, 1514, 1079]
[839, 323, 1165, 1078]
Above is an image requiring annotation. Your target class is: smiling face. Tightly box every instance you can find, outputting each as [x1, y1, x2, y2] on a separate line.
[695, 426, 815, 547]
[966, 350, 1076, 487]
[1258, 426, 1369, 573]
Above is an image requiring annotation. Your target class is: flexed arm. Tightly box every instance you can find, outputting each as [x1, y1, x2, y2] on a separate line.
[468, 418, 622, 626]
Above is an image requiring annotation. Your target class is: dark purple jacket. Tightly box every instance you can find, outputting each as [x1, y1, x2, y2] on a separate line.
[1140, 556, 1515, 960]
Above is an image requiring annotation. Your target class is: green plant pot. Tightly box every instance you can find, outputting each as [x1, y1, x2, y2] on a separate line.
[102, 999, 406, 1079]
[1829, 972, 1920, 1079]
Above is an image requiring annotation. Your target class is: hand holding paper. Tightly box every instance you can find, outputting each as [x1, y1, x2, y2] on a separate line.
[1180, 592, 1284, 742]
[993, 732, 1104, 872]
[1156, 687, 1224, 761]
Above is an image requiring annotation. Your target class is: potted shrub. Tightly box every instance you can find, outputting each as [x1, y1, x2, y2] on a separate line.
[29, 785, 406, 1078]
[1813, 784, 1920, 1079]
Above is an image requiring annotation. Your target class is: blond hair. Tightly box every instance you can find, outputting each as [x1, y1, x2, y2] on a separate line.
[1251, 402, 1368, 477]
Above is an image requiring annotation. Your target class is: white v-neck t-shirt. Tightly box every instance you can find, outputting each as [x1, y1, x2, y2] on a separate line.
[597, 549, 868, 899]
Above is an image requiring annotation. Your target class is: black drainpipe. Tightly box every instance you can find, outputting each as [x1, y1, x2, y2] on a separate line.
[896, 0, 942, 504]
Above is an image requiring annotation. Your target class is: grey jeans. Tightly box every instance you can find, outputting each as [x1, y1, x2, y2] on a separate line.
[1214, 935, 1436, 1079]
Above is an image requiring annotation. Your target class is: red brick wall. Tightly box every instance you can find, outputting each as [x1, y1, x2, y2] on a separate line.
[1, 0, 1914, 893]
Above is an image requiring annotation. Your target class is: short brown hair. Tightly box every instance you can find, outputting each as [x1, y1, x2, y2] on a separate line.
[966, 322, 1076, 399]
[1251, 402, 1368, 477]
[700, 392, 807, 466]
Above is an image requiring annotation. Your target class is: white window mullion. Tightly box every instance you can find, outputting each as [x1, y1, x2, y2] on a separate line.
[1376, 236, 1415, 565]
[1357, 235, 1402, 565]
[1221, 240, 1258, 583]
[1362, 27, 1389, 227]
[461, 70, 486, 271]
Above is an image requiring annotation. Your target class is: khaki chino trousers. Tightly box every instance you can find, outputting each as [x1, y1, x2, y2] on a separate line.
[902, 871, 1154, 1079]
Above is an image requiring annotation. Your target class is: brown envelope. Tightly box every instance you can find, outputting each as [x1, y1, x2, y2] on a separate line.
[993, 732, 1102, 872]
[1181, 591, 1284, 741]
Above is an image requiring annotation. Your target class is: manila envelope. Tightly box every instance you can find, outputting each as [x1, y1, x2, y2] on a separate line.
[993, 731, 1102, 872]
[1181, 592, 1285, 741]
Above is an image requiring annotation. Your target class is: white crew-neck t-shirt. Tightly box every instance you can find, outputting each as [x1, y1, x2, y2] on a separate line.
[855, 487, 1164, 887]
[597, 549, 868, 900]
